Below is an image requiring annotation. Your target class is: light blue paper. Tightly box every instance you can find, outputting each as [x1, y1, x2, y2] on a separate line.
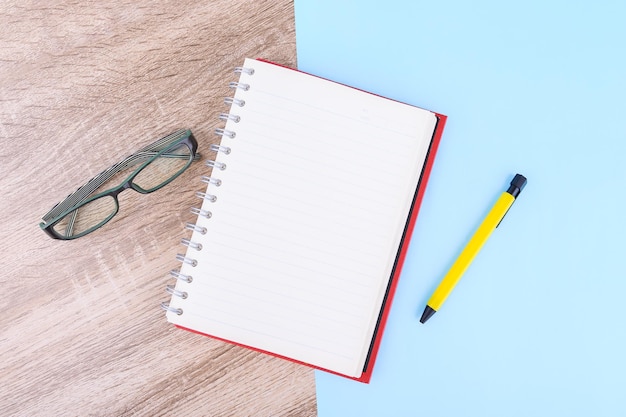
[294, 1, 626, 416]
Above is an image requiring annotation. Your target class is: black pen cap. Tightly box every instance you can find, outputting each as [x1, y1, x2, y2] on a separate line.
[507, 174, 527, 198]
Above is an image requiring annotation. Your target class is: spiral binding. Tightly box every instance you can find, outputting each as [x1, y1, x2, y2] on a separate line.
[234, 66, 255, 75]
[185, 222, 207, 234]
[161, 63, 255, 317]
[206, 160, 227, 170]
[224, 97, 245, 107]
[196, 191, 217, 203]
[166, 284, 188, 299]
[229, 82, 250, 91]
[160, 302, 182, 315]
[215, 128, 236, 139]
[170, 268, 193, 283]
[219, 113, 240, 123]
[201, 175, 222, 187]
[181, 238, 202, 251]
[209, 144, 231, 155]
[176, 253, 197, 267]
[191, 207, 212, 219]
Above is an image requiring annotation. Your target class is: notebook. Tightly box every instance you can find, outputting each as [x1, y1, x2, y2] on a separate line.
[162, 58, 446, 383]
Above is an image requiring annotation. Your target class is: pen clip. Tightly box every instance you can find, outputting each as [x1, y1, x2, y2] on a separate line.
[497, 174, 527, 228]
[496, 206, 512, 228]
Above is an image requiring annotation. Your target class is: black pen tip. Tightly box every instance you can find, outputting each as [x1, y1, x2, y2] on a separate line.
[420, 306, 436, 324]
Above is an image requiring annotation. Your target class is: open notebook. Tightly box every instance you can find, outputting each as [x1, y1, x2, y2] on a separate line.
[163, 58, 446, 383]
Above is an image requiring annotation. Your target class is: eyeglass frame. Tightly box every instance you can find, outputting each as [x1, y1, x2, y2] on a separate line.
[40, 129, 199, 240]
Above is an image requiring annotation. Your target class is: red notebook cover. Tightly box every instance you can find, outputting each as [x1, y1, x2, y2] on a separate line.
[174, 60, 447, 383]
[356, 112, 446, 382]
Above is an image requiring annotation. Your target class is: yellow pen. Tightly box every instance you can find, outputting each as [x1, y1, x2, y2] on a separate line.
[420, 174, 527, 323]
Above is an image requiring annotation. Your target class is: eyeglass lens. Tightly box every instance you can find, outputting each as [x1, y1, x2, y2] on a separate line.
[133, 142, 193, 192]
[50, 141, 192, 238]
[51, 195, 118, 238]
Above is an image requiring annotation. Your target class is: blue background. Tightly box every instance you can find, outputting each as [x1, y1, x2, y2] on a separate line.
[294, 1, 626, 416]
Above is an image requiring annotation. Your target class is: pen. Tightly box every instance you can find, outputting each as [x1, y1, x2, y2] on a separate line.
[420, 174, 527, 324]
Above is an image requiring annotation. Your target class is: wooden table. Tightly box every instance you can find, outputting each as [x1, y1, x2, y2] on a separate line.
[0, 1, 316, 415]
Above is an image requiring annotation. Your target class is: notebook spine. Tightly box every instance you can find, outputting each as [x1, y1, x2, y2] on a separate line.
[160, 63, 254, 317]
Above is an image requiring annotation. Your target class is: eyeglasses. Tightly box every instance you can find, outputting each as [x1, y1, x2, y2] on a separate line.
[40, 129, 199, 240]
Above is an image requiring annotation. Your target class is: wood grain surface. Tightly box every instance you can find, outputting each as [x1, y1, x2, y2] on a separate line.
[0, 1, 317, 416]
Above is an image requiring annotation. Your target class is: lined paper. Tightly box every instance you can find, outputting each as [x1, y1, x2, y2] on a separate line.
[167, 58, 437, 377]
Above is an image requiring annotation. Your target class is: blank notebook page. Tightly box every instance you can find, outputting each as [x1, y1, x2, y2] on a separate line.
[167, 58, 437, 378]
